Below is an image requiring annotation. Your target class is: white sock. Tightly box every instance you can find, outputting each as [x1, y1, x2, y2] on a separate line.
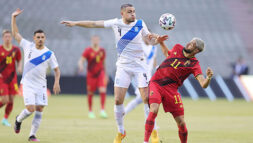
[17, 109, 32, 122]
[30, 111, 42, 136]
[114, 104, 125, 134]
[125, 96, 142, 114]
[144, 104, 157, 130]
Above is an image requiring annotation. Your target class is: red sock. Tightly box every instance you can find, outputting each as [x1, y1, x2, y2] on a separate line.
[178, 124, 188, 143]
[100, 92, 106, 110]
[88, 93, 93, 112]
[0, 101, 4, 108]
[4, 102, 13, 119]
[144, 112, 157, 142]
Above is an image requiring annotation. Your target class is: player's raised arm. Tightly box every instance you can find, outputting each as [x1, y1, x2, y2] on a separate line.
[11, 8, 23, 44]
[53, 67, 61, 94]
[61, 20, 105, 28]
[196, 67, 213, 88]
[159, 41, 170, 57]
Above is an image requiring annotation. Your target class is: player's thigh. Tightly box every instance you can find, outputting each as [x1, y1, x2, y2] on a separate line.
[114, 87, 128, 105]
[23, 85, 36, 106]
[114, 67, 132, 88]
[139, 87, 148, 104]
[98, 72, 107, 93]
[9, 82, 19, 96]
[174, 115, 185, 126]
[162, 89, 184, 117]
[35, 86, 48, 106]
[87, 77, 97, 92]
[148, 82, 162, 106]
[133, 71, 149, 88]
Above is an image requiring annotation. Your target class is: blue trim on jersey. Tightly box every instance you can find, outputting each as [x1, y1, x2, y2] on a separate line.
[22, 51, 52, 78]
[30, 51, 52, 65]
[147, 46, 156, 64]
[117, 20, 143, 55]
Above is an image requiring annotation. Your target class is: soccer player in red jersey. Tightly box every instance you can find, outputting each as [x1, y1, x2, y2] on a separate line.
[144, 37, 213, 143]
[78, 36, 108, 119]
[0, 30, 22, 126]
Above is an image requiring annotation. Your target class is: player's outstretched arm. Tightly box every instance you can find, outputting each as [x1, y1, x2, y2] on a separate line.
[53, 67, 61, 94]
[159, 41, 169, 57]
[196, 67, 213, 88]
[11, 8, 23, 44]
[61, 20, 105, 28]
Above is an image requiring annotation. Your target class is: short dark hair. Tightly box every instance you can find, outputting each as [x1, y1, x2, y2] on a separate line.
[34, 29, 44, 36]
[121, 3, 133, 11]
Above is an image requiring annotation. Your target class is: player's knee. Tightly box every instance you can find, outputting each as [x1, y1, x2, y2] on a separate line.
[150, 106, 158, 114]
[115, 97, 123, 105]
[26, 106, 35, 113]
[1, 98, 9, 104]
[178, 120, 186, 128]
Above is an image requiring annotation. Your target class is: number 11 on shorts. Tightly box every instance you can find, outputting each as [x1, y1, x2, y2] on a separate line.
[174, 95, 182, 104]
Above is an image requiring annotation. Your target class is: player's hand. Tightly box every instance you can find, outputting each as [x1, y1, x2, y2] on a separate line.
[53, 83, 61, 95]
[12, 8, 23, 17]
[206, 67, 213, 79]
[61, 21, 76, 27]
[156, 35, 169, 43]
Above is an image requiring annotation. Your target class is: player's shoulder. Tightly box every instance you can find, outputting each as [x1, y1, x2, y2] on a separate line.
[173, 44, 184, 51]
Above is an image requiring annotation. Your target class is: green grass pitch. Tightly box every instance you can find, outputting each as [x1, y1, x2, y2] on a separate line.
[0, 95, 252, 143]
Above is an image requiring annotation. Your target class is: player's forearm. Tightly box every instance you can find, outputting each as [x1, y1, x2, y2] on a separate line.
[11, 16, 22, 43]
[160, 42, 169, 57]
[54, 67, 61, 84]
[201, 77, 211, 88]
[11, 16, 19, 37]
[74, 21, 104, 28]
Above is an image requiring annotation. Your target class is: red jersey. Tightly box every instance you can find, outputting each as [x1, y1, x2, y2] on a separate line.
[151, 44, 202, 88]
[0, 45, 21, 84]
[82, 47, 106, 77]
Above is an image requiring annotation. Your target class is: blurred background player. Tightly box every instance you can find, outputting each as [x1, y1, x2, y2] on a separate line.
[124, 36, 159, 142]
[61, 3, 167, 143]
[11, 8, 61, 141]
[0, 29, 22, 127]
[144, 37, 213, 143]
[78, 35, 108, 119]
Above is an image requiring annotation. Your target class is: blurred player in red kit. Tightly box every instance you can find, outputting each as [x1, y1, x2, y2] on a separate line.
[78, 35, 108, 119]
[144, 37, 213, 143]
[0, 29, 22, 126]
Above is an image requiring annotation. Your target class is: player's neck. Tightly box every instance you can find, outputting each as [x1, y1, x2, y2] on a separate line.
[183, 51, 195, 58]
[123, 19, 132, 25]
[36, 45, 45, 50]
[92, 45, 100, 51]
[3, 43, 12, 51]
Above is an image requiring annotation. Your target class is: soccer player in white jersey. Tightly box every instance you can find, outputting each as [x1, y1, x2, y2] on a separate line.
[124, 37, 159, 142]
[11, 8, 61, 142]
[61, 4, 167, 143]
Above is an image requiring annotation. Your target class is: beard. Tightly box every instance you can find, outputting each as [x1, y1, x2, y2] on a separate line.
[183, 47, 193, 54]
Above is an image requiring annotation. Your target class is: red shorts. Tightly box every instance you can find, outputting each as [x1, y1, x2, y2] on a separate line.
[87, 71, 107, 92]
[0, 79, 19, 96]
[148, 81, 184, 118]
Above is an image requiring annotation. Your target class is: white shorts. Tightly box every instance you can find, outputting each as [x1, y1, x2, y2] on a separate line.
[114, 66, 149, 88]
[23, 85, 48, 106]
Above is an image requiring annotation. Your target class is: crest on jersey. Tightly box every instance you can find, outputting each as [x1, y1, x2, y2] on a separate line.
[91, 52, 94, 57]
[12, 52, 16, 57]
[42, 55, 46, 60]
[1, 52, 4, 56]
[134, 26, 139, 32]
[150, 91, 154, 96]
[174, 52, 177, 55]
[184, 60, 191, 67]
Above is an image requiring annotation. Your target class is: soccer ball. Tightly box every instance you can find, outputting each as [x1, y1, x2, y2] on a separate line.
[159, 13, 176, 30]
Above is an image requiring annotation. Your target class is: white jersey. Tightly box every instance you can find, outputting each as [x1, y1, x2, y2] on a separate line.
[143, 43, 157, 74]
[20, 38, 58, 88]
[104, 18, 150, 71]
